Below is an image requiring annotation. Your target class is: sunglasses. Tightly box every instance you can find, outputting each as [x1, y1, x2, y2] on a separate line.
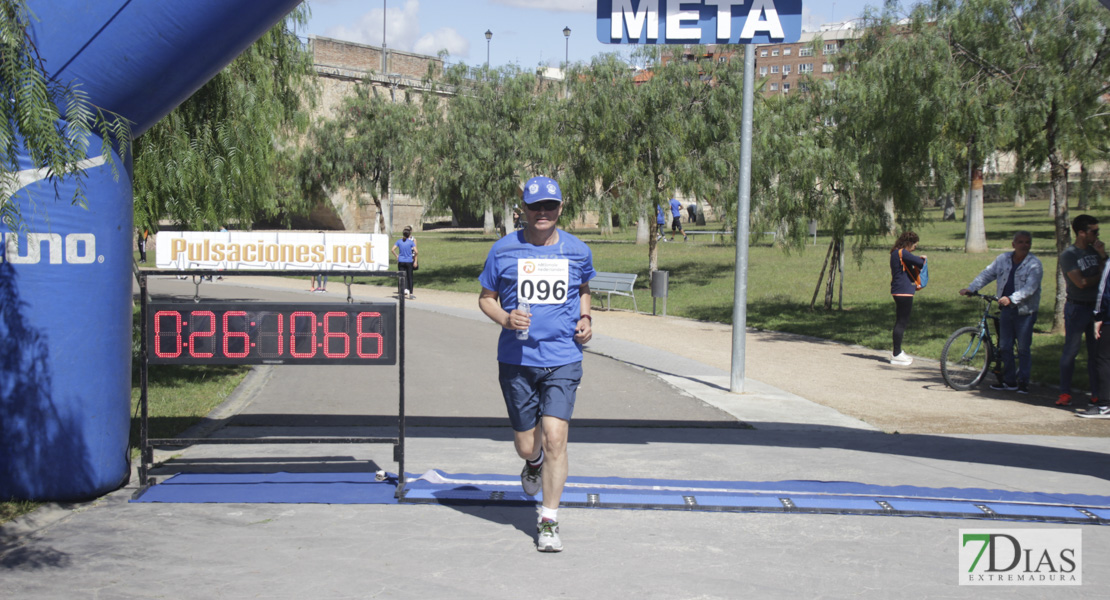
[525, 200, 561, 212]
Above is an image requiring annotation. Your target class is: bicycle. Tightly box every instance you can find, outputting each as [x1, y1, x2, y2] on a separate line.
[940, 292, 1005, 390]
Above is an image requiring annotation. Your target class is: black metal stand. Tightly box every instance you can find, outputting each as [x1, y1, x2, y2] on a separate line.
[134, 269, 407, 499]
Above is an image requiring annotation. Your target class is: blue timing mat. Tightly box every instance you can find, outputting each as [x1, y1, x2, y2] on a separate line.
[132, 470, 1110, 525]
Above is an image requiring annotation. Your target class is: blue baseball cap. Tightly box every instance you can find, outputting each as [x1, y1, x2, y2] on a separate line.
[522, 176, 563, 205]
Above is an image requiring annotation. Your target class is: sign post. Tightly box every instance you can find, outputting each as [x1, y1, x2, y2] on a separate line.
[597, 0, 802, 393]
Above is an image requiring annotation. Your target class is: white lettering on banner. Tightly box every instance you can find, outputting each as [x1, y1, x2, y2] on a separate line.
[155, 231, 390, 271]
[704, 0, 748, 39]
[602, 0, 798, 45]
[612, 0, 659, 40]
[740, 0, 785, 40]
[666, 1, 702, 40]
[1, 232, 101, 265]
[517, 258, 570, 305]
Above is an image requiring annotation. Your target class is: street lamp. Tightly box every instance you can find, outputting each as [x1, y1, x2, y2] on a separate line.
[485, 29, 492, 70]
[563, 26, 571, 68]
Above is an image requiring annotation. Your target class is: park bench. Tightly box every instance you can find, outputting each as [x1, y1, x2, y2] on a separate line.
[590, 271, 638, 313]
[685, 230, 732, 243]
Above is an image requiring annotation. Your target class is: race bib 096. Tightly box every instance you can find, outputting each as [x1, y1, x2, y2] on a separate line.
[517, 258, 569, 304]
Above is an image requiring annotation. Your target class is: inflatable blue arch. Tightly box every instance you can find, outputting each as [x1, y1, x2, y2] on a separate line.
[1, 0, 302, 501]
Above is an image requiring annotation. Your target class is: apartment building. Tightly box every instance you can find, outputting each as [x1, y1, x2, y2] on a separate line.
[665, 21, 863, 97]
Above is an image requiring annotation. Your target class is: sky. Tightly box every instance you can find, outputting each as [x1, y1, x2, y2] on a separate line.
[301, 0, 884, 70]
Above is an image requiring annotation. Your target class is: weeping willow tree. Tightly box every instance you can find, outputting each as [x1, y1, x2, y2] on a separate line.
[1, 0, 130, 232]
[131, 5, 316, 232]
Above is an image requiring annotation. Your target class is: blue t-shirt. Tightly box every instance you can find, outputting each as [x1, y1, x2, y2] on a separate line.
[656, 205, 666, 225]
[479, 229, 596, 367]
[394, 238, 415, 263]
[669, 198, 683, 218]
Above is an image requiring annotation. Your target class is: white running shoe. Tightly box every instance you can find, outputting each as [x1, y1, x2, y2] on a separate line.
[890, 352, 913, 366]
[1075, 405, 1110, 419]
[520, 461, 542, 496]
[536, 520, 563, 552]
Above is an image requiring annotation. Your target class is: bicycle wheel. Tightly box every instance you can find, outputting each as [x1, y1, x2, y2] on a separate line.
[941, 326, 992, 390]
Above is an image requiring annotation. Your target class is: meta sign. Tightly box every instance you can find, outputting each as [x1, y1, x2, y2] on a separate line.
[598, 0, 802, 45]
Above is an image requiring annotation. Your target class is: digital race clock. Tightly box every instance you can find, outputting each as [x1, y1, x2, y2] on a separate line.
[146, 302, 397, 365]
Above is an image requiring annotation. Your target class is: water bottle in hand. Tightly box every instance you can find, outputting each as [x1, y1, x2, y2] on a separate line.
[516, 301, 530, 340]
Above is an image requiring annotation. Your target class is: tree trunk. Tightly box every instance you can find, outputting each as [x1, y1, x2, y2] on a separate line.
[648, 217, 659, 273]
[964, 167, 988, 253]
[810, 239, 835, 310]
[635, 209, 650, 245]
[1050, 152, 1071, 334]
[823, 239, 841, 310]
[883, 196, 897, 236]
[1079, 162, 1091, 211]
[942, 194, 957, 221]
[600, 204, 613, 236]
[500, 200, 512, 238]
[483, 205, 496, 235]
[1014, 189, 1025, 207]
[696, 199, 706, 226]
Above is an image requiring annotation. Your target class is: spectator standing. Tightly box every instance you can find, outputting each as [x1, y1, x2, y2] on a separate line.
[889, 232, 926, 365]
[1057, 214, 1107, 407]
[137, 230, 147, 263]
[656, 204, 668, 242]
[478, 176, 595, 552]
[1081, 256, 1110, 418]
[668, 197, 687, 242]
[687, 202, 697, 223]
[392, 225, 418, 300]
[959, 231, 1043, 394]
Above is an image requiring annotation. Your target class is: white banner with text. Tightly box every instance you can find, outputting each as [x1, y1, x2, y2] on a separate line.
[156, 231, 390, 271]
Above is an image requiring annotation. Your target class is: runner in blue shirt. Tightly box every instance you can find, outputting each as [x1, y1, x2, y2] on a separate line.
[669, 197, 687, 241]
[391, 225, 417, 299]
[479, 176, 595, 553]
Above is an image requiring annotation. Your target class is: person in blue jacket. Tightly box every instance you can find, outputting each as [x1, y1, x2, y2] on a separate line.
[890, 232, 926, 365]
[960, 231, 1043, 394]
[478, 176, 595, 552]
[656, 204, 668, 242]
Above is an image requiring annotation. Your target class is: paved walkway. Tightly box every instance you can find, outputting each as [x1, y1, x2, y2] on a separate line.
[1, 275, 1107, 599]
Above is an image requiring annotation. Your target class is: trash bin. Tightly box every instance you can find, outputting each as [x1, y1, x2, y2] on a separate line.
[651, 270, 668, 316]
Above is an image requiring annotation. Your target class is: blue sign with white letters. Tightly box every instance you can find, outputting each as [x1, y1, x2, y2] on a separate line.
[598, 0, 802, 45]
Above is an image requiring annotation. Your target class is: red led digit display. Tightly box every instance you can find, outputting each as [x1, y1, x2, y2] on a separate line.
[146, 303, 396, 365]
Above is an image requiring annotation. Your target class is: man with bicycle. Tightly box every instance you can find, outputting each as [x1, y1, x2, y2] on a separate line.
[960, 231, 1043, 394]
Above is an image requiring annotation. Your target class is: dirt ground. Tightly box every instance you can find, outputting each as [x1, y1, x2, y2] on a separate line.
[239, 277, 1109, 438]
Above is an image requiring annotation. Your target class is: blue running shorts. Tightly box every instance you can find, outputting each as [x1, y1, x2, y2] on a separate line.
[497, 361, 582, 432]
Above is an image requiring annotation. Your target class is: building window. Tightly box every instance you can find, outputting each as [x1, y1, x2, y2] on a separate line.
[799, 63, 814, 73]
[771, 49, 779, 56]
[770, 83, 779, 91]
[799, 47, 813, 57]
[782, 64, 791, 75]
[824, 43, 839, 55]
[760, 66, 768, 75]
[760, 49, 768, 57]
[798, 82, 810, 92]
[784, 48, 792, 56]
[719, 56, 727, 63]
[783, 83, 790, 93]
[822, 63, 835, 73]
[771, 65, 779, 74]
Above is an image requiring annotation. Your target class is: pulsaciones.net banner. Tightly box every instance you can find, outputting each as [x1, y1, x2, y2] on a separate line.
[156, 231, 389, 271]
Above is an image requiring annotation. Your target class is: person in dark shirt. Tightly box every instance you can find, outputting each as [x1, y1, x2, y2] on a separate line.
[889, 231, 926, 365]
